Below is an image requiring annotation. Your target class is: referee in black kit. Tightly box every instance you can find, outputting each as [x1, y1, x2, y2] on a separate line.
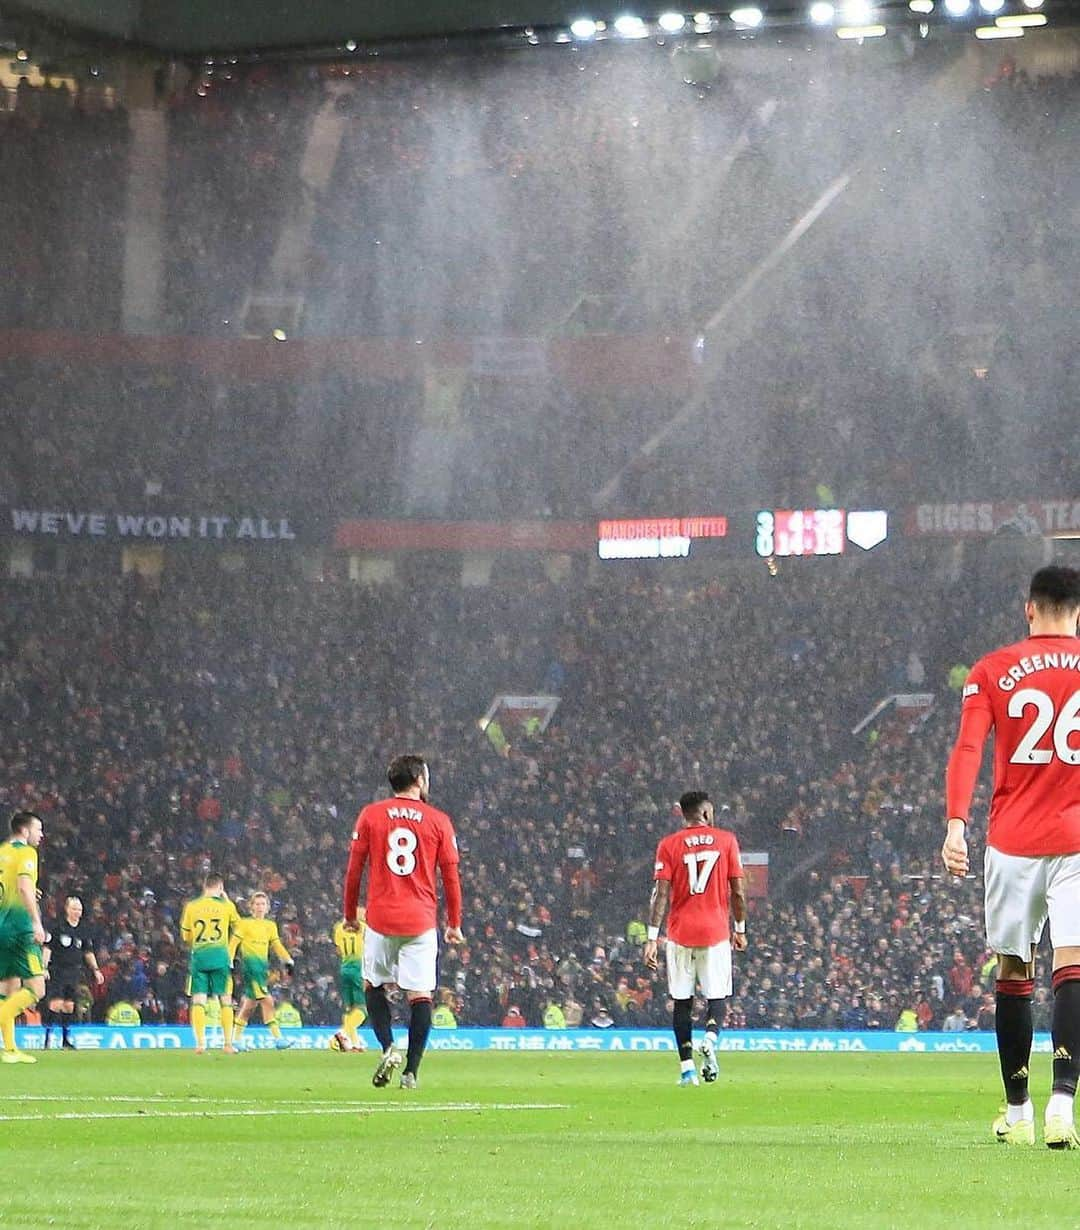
[42, 897, 103, 1048]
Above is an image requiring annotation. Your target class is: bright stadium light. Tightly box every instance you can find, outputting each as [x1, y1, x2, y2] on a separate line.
[975, 22, 1023, 34]
[836, 22, 887, 34]
[659, 11, 688, 30]
[840, 0, 874, 22]
[944, 0, 971, 14]
[570, 17, 599, 37]
[979, 0, 1005, 14]
[908, 0, 933, 13]
[730, 6, 764, 26]
[613, 14, 650, 36]
[810, 2, 836, 21]
[1022, 0, 1043, 8]
[996, 11, 1046, 23]
[693, 9, 713, 27]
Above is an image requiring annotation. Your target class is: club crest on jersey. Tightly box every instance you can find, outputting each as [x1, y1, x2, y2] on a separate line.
[388, 806, 423, 823]
[962, 683, 980, 699]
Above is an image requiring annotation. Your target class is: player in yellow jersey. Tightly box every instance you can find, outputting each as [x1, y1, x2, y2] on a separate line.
[180, 873, 241, 1054]
[0, 812, 47, 1064]
[333, 908, 367, 1051]
[231, 892, 296, 1051]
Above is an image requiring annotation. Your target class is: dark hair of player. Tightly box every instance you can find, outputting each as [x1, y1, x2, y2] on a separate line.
[388, 754, 427, 793]
[203, 872, 224, 891]
[10, 810, 40, 836]
[678, 790, 710, 821]
[1029, 566, 1080, 615]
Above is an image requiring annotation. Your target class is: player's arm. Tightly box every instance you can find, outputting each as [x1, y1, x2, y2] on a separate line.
[942, 670, 994, 877]
[17, 868, 45, 944]
[180, 903, 194, 947]
[439, 821, 464, 945]
[643, 875, 671, 972]
[730, 876, 748, 952]
[270, 927, 293, 968]
[342, 813, 370, 929]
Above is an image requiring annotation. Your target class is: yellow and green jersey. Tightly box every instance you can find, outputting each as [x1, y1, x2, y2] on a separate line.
[180, 894, 240, 968]
[0, 840, 38, 928]
[231, 918, 292, 966]
[333, 920, 365, 972]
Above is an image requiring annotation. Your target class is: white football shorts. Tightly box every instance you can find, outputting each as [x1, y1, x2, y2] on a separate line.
[984, 847, 1080, 958]
[363, 927, 439, 994]
[665, 939, 733, 1001]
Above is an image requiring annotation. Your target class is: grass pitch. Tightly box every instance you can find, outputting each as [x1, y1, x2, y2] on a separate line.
[3, 1049, 1073, 1228]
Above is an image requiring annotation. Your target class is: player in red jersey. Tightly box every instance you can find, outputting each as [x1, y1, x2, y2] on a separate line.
[943, 566, 1080, 1148]
[644, 791, 746, 1086]
[343, 754, 463, 1089]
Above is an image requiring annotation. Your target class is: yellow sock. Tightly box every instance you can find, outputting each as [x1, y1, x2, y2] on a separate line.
[344, 1008, 365, 1046]
[234, 1019, 246, 1042]
[221, 1004, 234, 1045]
[268, 1018, 282, 1040]
[0, 988, 38, 1051]
[191, 1003, 207, 1048]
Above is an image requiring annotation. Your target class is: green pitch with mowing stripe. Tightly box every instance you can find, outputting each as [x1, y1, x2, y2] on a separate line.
[0, 1051, 1072, 1228]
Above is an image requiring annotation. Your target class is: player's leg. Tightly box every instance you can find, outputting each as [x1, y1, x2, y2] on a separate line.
[216, 975, 236, 1053]
[397, 932, 438, 1088]
[261, 993, 292, 1049]
[0, 969, 45, 1064]
[363, 929, 402, 1086]
[190, 990, 209, 1052]
[985, 848, 1041, 1143]
[341, 969, 366, 1048]
[1044, 855, 1080, 1148]
[42, 997, 59, 1048]
[665, 941, 697, 1084]
[696, 942, 732, 1084]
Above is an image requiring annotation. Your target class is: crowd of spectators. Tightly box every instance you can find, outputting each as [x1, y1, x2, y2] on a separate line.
[0, 554, 1034, 1033]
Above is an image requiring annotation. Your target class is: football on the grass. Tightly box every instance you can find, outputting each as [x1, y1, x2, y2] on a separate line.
[329, 1032, 352, 1052]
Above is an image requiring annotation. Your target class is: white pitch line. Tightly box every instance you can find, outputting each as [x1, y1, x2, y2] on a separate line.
[0, 1102, 569, 1123]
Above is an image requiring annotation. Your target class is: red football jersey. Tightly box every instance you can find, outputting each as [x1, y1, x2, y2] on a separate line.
[343, 796, 461, 936]
[947, 634, 1080, 856]
[653, 825, 744, 947]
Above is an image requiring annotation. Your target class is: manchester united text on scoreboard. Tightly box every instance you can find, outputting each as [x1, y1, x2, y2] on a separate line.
[597, 516, 728, 560]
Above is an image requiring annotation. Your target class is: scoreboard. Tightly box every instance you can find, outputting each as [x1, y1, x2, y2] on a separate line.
[597, 510, 887, 560]
[755, 509, 846, 558]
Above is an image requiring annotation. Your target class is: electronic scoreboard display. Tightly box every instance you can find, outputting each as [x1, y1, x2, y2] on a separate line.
[755, 509, 846, 558]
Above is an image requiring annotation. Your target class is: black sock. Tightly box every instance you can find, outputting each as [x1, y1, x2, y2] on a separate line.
[1052, 966, 1080, 1097]
[62, 1013, 73, 1044]
[705, 999, 725, 1035]
[995, 979, 1033, 1105]
[673, 998, 693, 1062]
[405, 999, 433, 1076]
[364, 984, 394, 1053]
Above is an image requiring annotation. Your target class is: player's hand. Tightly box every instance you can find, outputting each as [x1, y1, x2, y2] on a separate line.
[942, 819, 970, 877]
[93, 969, 104, 986]
[643, 940, 659, 970]
[342, 917, 361, 933]
[732, 932, 748, 952]
[32, 922, 46, 945]
[444, 926, 464, 945]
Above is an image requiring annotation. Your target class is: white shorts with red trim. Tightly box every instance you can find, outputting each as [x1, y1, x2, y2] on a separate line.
[362, 926, 438, 994]
[664, 939, 732, 1000]
[984, 846, 1080, 957]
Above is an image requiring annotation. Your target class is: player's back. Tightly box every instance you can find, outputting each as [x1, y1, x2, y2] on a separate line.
[182, 895, 238, 954]
[355, 797, 456, 936]
[333, 919, 365, 966]
[657, 824, 742, 948]
[969, 633, 1080, 855]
